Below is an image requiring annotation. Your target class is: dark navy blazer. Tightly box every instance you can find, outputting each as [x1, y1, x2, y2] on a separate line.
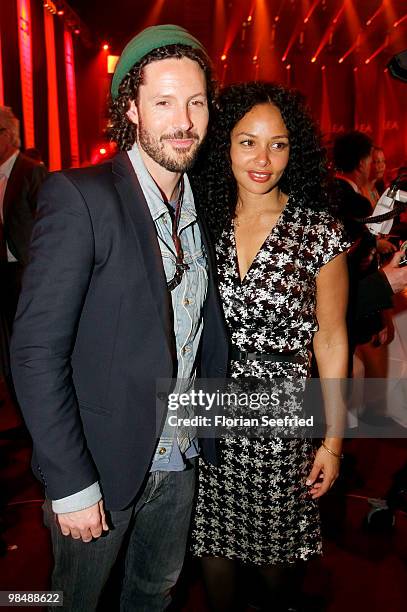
[10, 152, 228, 510]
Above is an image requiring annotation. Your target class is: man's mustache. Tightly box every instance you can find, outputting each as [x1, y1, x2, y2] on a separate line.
[161, 130, 199, 141]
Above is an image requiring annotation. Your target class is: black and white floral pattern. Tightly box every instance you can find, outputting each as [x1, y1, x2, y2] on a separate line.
[191, 196, 349, 565]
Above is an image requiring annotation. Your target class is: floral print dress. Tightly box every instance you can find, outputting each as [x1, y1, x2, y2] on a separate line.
[191, 196, 349, 565]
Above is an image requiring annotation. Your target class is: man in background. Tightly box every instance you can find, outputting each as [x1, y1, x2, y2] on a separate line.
[0, 106, 47, 385]
[333, 131, 394, 359]
[0, 106, 47, 329]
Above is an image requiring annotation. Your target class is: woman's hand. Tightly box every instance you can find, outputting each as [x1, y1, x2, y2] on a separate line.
[305, 445, 341, 499]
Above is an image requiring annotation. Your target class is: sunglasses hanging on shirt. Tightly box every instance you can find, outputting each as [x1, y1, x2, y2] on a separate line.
[162, 178, 190, 292]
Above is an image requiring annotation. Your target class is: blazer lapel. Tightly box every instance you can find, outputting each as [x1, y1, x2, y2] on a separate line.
[112, 152, 174, 356]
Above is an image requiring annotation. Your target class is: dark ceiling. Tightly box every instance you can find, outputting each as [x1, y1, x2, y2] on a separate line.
[68, 0, 215, 53]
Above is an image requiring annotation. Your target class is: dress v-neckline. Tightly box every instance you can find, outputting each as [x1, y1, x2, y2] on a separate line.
[232, 197, 290, 284]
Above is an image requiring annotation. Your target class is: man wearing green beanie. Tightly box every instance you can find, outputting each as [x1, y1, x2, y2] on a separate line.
[11, 24, 228, 611]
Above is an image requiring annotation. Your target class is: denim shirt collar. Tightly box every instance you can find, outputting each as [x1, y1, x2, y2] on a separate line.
[127, 143, 196, 222]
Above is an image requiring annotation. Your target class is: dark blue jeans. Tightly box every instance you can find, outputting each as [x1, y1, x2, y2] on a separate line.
[43, 462, 196, 612]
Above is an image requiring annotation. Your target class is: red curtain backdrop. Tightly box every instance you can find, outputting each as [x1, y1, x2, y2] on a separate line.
[17, 0, 34, 148]
[0, 0, 81, 167]
[0, 31, 4, 106]
[44, 8, 61, 171]
[64, 29, 79, 168]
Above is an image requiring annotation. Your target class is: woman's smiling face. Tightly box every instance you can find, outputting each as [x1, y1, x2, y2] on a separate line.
[230, 103, 290, 198]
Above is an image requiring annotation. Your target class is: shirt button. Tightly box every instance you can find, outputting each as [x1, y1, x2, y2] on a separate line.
[158, 447, 167, 455]
[181, 346, 191, 355]
[184, 298, 190, 306]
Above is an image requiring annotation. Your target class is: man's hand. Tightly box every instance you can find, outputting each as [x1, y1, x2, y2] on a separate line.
[57, 500, 109, 543]
[381, 251, 407, 294]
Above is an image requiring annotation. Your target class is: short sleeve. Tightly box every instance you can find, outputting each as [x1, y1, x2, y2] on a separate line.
[307, 213, 351, 272]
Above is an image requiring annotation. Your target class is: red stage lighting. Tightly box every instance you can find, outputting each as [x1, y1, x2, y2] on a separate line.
[221, 54, 227, 61]
[338, 33, 361, 65]
[365, 37, 389, 65]
[365, 3, 384, 27]
[43, 1, 57, 13]
[304, 0, 321, 24]
[282, 26, 304, 63]
[102, 43, 109, 51]
[73, 28, 80, 35]
[393, 14, 407, 28]
[57, 10, 64, 16]
[311, 4, 345, 65]
[91, 142, 117, 164]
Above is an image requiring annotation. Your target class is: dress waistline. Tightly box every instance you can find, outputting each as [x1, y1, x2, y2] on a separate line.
[230, 346, 306, 364]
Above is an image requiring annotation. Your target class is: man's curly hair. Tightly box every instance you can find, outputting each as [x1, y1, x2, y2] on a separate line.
[108, 44, 216, 151]
[191, 81, 330, 240]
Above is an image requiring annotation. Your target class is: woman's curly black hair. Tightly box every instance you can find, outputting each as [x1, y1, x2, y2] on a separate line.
[107, 44, 216, 151]
[191, 81, 330, 240]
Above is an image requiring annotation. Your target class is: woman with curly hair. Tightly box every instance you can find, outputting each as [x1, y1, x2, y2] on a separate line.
[190, 82, 349, 611]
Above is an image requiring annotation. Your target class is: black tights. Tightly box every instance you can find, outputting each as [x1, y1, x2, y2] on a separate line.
[201, 557, 303, 612]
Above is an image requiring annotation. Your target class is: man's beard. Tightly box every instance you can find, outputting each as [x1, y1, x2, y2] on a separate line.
[138, 121, 202, 173]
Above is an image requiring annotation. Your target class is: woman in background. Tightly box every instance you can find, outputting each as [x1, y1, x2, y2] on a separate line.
[191, 82, 349, 611]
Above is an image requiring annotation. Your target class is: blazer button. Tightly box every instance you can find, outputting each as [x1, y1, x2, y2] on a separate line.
[158, 447, 167, 455]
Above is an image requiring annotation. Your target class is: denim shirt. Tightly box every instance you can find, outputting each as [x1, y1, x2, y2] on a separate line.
[128, 144, 208, 471]
[51, 145, 207, 513]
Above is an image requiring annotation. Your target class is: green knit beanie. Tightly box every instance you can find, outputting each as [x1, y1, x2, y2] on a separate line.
[111, 24, 208, 99]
